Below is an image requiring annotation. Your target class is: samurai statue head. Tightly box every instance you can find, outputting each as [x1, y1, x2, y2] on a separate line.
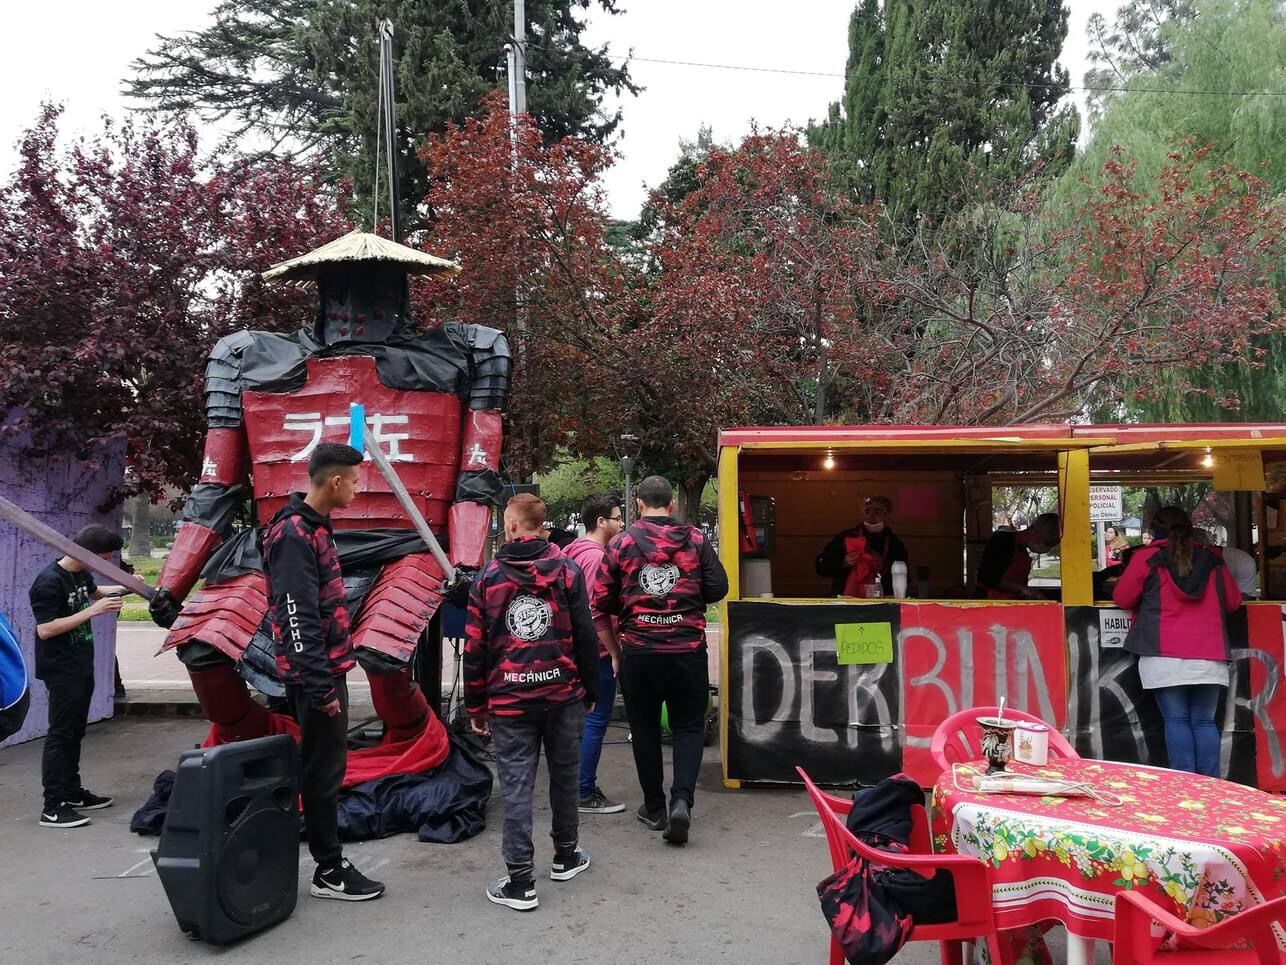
[261, 231, 461, 347]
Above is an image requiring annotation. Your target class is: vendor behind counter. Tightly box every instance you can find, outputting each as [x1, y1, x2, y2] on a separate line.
[815, 495, 909, 597]
[976, 513, 1061, 600]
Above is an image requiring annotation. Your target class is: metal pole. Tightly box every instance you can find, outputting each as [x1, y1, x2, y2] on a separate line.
[506, 1, 528, 371]
[378, 20, 401, 242]
[512, 0, 527, 115]
[622, 460, 634, 528]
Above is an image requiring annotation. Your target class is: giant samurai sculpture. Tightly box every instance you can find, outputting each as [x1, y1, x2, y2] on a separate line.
[148, 232, 509, 747]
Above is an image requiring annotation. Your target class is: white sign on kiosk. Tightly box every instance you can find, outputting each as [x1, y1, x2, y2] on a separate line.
[1090, 486, 1123, 523]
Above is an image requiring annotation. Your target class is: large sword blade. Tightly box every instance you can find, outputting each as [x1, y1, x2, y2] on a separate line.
[350, 403, 456, 581]
[0, 493, 156, 599]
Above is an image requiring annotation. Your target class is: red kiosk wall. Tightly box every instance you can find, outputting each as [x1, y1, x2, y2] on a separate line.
[1249, 604, 1286, 791]
[899, 603, 1067, 786]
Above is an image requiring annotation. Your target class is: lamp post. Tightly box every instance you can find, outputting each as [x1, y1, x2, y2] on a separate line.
[614, 433, 641, 527]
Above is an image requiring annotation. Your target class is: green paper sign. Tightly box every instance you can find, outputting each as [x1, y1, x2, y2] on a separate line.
[835, 622, 894, 665]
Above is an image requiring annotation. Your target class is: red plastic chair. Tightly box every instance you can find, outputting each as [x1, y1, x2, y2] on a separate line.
[797, 765, 1012, 965]
[1114, 891, 1286, 963]
[930, 706, 1079, 771]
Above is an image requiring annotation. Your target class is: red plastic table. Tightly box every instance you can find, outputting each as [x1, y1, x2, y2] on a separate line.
[932, 759, 1286, 962]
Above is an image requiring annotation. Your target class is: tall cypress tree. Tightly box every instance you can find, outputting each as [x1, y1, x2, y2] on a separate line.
[127, 0, 635, 231]
[812, 0, 1079, 226]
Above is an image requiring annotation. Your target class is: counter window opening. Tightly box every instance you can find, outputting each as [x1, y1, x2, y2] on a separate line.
[724, 443, 1066, 602]
[720, 434, 1286, 606]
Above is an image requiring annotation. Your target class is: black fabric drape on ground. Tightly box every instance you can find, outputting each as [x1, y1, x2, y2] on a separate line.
[131, 737, 492, 844]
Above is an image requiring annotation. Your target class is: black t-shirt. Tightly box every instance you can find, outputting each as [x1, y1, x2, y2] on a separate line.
[29, 561, 97, 681]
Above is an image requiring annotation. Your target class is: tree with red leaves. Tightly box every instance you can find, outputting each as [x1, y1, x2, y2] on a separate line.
[0, 106, 350, 502]
[883, 145, 1283, 423]
[414, 102, 1281, 518]
[632, 129, 893, 508]
[415, 93, 633, 477]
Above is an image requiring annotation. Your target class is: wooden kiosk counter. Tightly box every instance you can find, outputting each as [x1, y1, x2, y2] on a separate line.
[714, 424, 1286, 789]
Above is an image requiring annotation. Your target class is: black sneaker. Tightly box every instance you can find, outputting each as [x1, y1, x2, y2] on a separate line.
[486, 875, 538, 911]
[67, 788, 114, 811]
[578, 789, 626, 814]
[550, 847, 591, 881]
[310, 858, 386, 901]
[663, 799, 690, 845]
[637, 803, 667, 831]
[39, 805, 91, 829]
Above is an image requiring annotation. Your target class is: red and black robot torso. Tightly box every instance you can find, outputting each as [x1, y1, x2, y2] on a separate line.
[150, 235, 509, 743]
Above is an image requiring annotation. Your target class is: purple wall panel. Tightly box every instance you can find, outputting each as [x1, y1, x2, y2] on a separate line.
[0, 439, 126, 748]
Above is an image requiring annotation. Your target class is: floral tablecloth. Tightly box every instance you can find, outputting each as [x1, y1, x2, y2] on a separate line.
[932, 759, 1286, 944]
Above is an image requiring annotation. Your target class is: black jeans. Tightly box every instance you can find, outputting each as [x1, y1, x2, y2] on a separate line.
[620, 649, 709, 814]
[288, 678, 348, 868]
[41, 673, 95, 811]
[490, 701, 586, 886]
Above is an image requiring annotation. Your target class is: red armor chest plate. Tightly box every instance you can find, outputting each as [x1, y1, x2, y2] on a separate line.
[242, 356, 463, 530]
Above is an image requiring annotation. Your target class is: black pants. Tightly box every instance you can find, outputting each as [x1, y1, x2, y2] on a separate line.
[288, 679, 348, 868]
[41, 673, 95, 811]
[491, 701, 586, 885]
[620, 649, 709, 814]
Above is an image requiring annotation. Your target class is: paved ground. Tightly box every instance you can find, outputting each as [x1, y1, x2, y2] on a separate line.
[0, 714, 1108, 964]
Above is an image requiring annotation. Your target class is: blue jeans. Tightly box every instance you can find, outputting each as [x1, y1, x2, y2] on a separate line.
[1152, 684, 1223, 777]
[578, 654, 618, 797]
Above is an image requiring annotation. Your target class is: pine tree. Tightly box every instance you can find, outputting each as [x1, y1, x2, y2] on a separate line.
[126, 0, 635, 232]
[811, 0, 1079, 226]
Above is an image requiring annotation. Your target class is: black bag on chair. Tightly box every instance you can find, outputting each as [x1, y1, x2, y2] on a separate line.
[0, 612, 30, 742]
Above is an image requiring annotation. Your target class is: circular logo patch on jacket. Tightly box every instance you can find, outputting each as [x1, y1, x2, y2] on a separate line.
[506, 595, 553, 641]
[639, 562, 681, 598]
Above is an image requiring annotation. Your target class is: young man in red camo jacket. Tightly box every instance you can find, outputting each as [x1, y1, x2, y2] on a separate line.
[594, 475, 729, 845]
[564, 493, 626, 814]
[262, 443, 385, 902]
[464, 493, 599, 911]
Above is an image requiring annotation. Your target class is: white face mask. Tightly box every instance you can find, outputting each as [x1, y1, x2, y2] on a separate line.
[863, 521, 886, 533]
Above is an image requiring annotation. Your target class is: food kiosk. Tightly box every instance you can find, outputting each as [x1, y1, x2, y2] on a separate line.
[715, 424, 1286, 788]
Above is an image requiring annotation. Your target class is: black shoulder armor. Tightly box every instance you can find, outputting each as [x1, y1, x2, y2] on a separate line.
[464, 325, 511, 411]
[204, 331, 257, 428]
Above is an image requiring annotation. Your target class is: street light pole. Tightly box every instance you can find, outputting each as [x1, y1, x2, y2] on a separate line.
[615, 433, 641, 527]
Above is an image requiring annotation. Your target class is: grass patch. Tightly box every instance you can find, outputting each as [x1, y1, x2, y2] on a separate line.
[118, 554, 179, 621]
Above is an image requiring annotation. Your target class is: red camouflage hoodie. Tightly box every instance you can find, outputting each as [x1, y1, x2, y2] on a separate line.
[593, 516, 729, 654]
[262, 493, 354, 707]
[564, 536, 616, 657]
[463, 537, 599, 717]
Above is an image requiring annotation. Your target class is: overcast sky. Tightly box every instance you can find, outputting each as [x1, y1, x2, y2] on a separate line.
[0, 1, 1122, 220]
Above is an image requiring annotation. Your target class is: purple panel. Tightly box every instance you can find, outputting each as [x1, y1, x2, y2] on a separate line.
[0, 434, 126, 748]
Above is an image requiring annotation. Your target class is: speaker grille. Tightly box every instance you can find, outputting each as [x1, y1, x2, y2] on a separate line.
[216, 808, 298, 927]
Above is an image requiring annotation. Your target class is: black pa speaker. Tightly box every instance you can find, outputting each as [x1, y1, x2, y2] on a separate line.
[152, 734, 300, 944]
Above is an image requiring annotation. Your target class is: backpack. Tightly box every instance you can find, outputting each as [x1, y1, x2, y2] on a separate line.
[0, 611, 31, 741]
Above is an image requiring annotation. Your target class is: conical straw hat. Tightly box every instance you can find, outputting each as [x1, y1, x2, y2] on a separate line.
[262, 230, 461, 284]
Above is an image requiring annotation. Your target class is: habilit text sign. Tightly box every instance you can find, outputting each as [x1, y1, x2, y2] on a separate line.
[1098, 609, 1131, 648]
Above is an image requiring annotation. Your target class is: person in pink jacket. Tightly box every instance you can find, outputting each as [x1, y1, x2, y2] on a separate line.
[564, 494, 625, 814]
[1113, 506, 1241, 776]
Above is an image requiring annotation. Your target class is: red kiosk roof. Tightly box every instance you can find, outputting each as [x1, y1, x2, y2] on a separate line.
[718, 423, 1286, 447]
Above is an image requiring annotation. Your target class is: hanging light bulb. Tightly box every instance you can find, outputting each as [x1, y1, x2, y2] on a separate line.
[823, 453, 835, 470]
[1202, 448, 1214, 469]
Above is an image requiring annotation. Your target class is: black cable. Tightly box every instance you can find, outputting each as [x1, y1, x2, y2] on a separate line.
[520, 37, 1286, 98]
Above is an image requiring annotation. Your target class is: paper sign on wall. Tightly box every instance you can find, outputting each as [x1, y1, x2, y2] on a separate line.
[835, 622, 893, 665]
[1098, 609, 1131, 648]
[1214, 450, 1266, 492]
[1090, 486, 1123, 522]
